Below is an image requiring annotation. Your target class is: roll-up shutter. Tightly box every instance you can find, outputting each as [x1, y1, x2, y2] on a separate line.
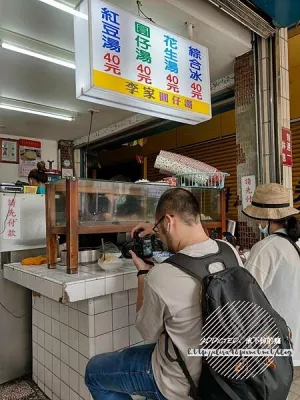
[147, 135, 237, 220]
[292, 121, 300, 208]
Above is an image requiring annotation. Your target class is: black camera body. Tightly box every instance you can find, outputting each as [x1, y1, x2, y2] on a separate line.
[121, 229, 163, 259]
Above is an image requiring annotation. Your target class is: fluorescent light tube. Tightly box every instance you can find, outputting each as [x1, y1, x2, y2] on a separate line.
[38, 0, 88, 20]
[1, 42, 76, 69]
[0, 104, 74, 121]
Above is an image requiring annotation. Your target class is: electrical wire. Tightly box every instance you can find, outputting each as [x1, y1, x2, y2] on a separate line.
[84, 110, 95, 178]
[136, 1, 155, 23]
[0, 297, 36, 319]
[85, 110, 94, 158]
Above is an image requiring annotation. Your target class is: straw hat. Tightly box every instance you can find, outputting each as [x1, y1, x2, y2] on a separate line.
[242, 183, 299, 221]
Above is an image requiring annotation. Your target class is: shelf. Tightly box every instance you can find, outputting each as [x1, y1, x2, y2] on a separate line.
[51, 183, 148, 196]
[51, 221, 223, 235]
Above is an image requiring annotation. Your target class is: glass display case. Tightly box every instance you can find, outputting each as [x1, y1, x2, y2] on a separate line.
[46, 178, 226, 274]
[51, 179, 170, 227]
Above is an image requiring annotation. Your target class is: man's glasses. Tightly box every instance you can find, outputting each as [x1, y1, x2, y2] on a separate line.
[153, 215, 174, 234]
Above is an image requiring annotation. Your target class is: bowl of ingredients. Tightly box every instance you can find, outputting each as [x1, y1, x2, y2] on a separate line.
[98, 253, 124, 271]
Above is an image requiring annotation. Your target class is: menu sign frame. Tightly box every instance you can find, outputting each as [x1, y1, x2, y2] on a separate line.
[74, 0, 211, 125]
[0, 138, 19, 164]
[19, 139, 42, 177]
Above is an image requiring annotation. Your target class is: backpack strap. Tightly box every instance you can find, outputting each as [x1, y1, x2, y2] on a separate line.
[164, 331, 200, 399]
[164, 330, 242, 400]
[163, 241, 242, 400]
[209, 369, 243, 400]
[165, 240, 240, 280]
[273, 232, 300, 257]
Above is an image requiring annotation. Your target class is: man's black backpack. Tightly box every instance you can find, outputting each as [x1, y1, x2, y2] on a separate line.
[164, 240, 293, 400]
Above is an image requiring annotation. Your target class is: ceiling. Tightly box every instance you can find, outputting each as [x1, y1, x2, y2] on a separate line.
[247, 0, 300, 27]
[0, 0, 252, 142]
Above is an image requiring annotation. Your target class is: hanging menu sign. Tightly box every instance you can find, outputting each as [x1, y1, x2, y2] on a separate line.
[19, 139, 42, 177]
[74, 0, 211, 125]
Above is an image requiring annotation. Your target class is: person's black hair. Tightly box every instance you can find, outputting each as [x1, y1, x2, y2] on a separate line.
[28, 161, 48, 184]
[285, 216, 300, 242]
[111, 175, 131, 182]
[155, 188, 200, 226]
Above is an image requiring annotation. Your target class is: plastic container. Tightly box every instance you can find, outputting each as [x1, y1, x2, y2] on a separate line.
[23, 186, 38, 194]
[98, 258, 124, 271]
[37, 186, 46, 195]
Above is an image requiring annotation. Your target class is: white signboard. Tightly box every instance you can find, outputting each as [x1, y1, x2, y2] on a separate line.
[0, 195, 21, 240]
[74, 0, 211, 125]
[241, 176, 256, 209]
[62, 168, 74, 178]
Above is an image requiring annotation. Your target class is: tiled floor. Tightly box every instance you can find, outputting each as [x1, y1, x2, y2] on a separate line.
[290, 367, 300, 399]
[0, 376, 47, 400]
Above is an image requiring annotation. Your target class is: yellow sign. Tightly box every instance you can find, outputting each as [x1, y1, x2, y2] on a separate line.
[93, 70, 211, 116]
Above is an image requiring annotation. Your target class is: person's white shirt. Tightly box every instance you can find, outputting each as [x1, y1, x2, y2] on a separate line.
[245, 229, 300, 366]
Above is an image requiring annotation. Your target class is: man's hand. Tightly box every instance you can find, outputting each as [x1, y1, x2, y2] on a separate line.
[131, 222, 154, 238]
[130, 251, 153, 271]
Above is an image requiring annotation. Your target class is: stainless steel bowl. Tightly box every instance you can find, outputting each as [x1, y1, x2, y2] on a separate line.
[60, 248, 100, 265]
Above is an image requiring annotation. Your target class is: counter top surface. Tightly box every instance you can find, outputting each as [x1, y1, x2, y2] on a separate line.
[4, 261, 137, 303]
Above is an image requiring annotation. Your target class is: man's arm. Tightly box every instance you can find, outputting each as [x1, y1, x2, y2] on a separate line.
[130, 250, 153, 311]
[130, 250, 165, 342]
[131, 222, 154, 238]
[136, 275, 146, 312]
[136, 274, 166, 342]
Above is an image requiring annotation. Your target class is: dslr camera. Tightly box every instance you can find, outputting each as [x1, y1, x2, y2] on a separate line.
[121, 229, 164, 260]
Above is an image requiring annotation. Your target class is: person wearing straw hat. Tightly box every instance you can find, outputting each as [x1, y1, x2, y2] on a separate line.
[243, 183, 300, 367]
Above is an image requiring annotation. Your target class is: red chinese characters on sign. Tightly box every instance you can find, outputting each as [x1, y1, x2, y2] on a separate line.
[245, 178, 253, 204]
[2, 196, 20, 240]
[166, 74, 179, 93]
[191, 82, 202, 100]
[242, 175, 256, 209]
[282, 128, 292, 167]
[137, 64, 152, 85]
[7, 198, 17, 236]
[104, 53, 121, 75]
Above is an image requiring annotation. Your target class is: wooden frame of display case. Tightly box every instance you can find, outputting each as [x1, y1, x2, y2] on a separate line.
[46, 178, 227, 274]
[205, 189, 227, 234]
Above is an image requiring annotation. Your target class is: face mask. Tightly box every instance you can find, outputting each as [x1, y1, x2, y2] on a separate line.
[259, 223, 269, 236]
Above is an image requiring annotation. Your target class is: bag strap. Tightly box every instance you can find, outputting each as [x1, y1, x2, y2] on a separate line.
[164, 331, 243, 400]
[165, 240, 240, 280]
[209, 369, 243, 400]
[164, 242, 242, 400]
[164, 331, 201, 400]
[273, 232, 300, 257]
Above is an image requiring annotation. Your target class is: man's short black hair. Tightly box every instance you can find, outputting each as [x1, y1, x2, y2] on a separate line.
[156, 188, 201, 225]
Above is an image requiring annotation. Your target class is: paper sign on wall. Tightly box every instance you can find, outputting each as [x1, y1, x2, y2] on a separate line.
[241, 175, 256, 209]
[74, 0, 211, 125]
[1, 195, 21, 240]
[282, 128, 292, 167]
[19, 139, 42, 177]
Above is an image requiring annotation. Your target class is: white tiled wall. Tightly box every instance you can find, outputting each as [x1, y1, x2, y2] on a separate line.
[32, 288, 143, 400]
